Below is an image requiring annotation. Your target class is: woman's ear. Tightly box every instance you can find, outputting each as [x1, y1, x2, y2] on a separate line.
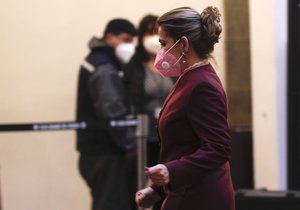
[180, 36, 189, 53]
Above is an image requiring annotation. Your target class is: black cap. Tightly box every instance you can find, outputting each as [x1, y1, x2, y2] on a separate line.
[103, 18, 137, 36]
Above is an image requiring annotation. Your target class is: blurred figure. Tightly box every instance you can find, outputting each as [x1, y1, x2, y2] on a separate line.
[76, 18, 137, 210]
[136, 6, 235, 210]
[124, 14, 175, 210]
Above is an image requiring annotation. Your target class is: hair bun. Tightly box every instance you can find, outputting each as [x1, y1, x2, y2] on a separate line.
[200, 6, 222, 45]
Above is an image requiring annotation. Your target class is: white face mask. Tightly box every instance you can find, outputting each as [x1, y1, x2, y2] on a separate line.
[115, 43, 135, 64]
[143, 35, 160, 55]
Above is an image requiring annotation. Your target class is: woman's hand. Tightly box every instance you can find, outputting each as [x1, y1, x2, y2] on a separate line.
[135, 187, 161, 208]
[145, 164, 170, 186]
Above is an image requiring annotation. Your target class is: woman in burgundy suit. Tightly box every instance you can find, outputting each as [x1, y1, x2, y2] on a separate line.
[135, 6, 235, 210]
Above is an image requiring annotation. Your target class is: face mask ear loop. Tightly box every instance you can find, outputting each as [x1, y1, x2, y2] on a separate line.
[173, 37, 188, 65]
[173, 53, 185, 66]
[163, 38, 181, 55]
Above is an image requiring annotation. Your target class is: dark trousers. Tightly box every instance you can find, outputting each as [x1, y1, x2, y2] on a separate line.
[79, 154, 131, 210]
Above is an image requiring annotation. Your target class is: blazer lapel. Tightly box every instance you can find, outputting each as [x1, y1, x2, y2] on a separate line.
[158, 76, 182, 121]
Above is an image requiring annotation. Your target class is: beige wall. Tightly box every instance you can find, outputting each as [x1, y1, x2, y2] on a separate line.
[249, 0, 287, 189]
[0, 1, 224, 210]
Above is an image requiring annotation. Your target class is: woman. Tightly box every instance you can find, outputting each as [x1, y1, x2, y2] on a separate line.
[135, 6, 235, 210]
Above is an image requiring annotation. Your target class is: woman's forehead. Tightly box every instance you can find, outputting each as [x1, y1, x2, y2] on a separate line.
[158, 26, 168, 39]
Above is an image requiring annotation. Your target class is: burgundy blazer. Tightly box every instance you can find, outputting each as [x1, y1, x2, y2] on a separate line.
[154, 64, 235, 210]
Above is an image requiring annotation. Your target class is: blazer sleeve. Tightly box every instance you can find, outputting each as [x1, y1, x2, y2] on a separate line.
[164, 83, 231, 190]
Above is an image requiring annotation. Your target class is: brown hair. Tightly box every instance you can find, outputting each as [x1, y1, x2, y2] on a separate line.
[157, 6, 222, 59]
[136, 14, 158, 61]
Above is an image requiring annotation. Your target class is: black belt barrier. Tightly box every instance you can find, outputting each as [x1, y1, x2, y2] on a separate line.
[0, 122, 87, 132]
[0, 119, 138, 132]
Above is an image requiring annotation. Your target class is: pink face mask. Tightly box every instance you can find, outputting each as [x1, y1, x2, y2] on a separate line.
[154, 39, 184, 77]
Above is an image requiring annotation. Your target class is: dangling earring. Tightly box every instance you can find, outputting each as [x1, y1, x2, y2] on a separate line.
[182, 52, 187, 64]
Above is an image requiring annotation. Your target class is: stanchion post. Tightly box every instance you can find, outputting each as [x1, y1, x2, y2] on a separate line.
[136, 114, 148, 210]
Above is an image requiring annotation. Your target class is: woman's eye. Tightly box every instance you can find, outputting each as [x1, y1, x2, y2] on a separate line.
[159, 40, 166, 47]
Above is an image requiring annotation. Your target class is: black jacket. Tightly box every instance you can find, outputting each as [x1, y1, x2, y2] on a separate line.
[76, 37, 135, 155]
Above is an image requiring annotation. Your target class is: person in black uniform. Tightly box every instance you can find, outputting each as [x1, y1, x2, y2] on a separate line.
[76, 19, 137, 210]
